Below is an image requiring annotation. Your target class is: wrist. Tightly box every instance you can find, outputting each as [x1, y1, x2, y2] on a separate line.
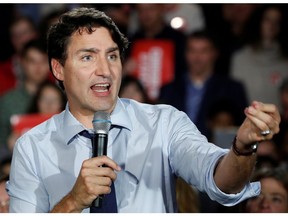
[51, 192, 83, 213]
[232, 136, 258, 156]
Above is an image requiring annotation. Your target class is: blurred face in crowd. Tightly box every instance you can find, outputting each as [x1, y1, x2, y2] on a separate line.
[222, 4, 256, 25]
[185, 38, 217, 76]
[10, 19, 37, 54]
[51, 27, 122, 120]
[257, 140, 279, 161]
[245, 177, 288, 213]
[119, 82, 146, 103]
[37, 85, 64, 114]
[136, 4, 164, 31]
[261, 7, 281, 41]
[22, 48, 49, 85]
[0, 181, 9, 213]
[208, 111, 235, 130]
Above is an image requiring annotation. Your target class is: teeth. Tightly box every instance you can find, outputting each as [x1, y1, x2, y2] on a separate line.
[92, 83, 110, 93]
[94, 84, 109, 87]
[95, 89, 108, 92]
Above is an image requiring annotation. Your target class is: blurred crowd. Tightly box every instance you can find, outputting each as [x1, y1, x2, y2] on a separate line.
[0, 3, 288, 213]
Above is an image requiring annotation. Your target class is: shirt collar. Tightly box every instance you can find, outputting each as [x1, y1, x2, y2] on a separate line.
[62, 104, 87, 145]
[110, 98, 133, 131]
[62, 98, 132, 145]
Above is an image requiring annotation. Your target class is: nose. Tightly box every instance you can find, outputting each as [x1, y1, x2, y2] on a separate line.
[259, 196, 271, 210]
[95, 56, 111, 77]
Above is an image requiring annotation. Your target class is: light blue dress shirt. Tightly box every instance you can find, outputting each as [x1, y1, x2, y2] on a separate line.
[7, 98, 260, 213]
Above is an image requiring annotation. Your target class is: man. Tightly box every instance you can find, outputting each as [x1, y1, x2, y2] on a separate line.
[160, 30, 248, 138]
[7, 7, 280, 213]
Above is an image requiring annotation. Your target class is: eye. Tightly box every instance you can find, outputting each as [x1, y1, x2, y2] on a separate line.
[108, 53, 119, 61]
[82, 55, 93, 61]
[271, 196, 284, 204]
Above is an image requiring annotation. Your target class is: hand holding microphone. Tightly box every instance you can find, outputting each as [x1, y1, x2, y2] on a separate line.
[64, 111, 120, 212]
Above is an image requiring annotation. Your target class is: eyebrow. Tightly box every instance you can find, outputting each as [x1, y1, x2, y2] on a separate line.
[107, 47, 120, 53]
[76, 47, 119, 55]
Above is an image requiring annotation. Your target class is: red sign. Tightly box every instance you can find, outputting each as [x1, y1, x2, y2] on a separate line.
[10, 113, 54, 135]
[131, 39, 175, 101]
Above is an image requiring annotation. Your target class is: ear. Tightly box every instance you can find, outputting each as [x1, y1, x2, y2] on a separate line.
[51, 58, 64, 81]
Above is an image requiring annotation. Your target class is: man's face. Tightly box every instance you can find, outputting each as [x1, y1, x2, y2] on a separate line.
[185, 38, 217, 75]
[53, 27, 122, 118]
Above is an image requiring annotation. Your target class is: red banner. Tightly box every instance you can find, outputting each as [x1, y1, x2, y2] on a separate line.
[131, 39, 175, 101]
[10, 113, 54, 135]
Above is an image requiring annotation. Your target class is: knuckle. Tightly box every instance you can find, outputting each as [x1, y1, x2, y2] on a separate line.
[106, 178, 112, 186]
[104, 186, 111, 194]
[86, 185, 95, 195]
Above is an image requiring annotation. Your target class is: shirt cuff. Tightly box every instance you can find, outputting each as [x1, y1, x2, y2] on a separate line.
[207, 151, 261, 206]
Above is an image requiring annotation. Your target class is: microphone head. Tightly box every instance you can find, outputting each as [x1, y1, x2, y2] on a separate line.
[92, 111, 111, 134]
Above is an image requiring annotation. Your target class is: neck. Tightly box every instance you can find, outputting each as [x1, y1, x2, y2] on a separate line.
[24, 80, 40, 95]
[188, 68, 213, 84]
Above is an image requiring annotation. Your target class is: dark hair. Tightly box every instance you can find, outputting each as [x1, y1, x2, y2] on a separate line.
[187, 30, 219, 50]
[27, 81, 67, 113]
[252, 166, 288, 192]
[119, 75, 149, 103]
[243, 4, 288, 57]
[21, 38, 47, 58]
[47, 7, 129, 89]
[0, 175, 9, 183]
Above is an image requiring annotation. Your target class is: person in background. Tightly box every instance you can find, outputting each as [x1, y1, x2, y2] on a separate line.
[274, 78, 288, 164]
[207, 99, 239, 132]
[231, 4, 288, 108]
[201, 4, 258, 76]
[119, 75, 149, 103]
[6, 81, 67, 152]
[7, 7, 281, 213]
[160, 30, 248, 138]
[27, 81, 66, 114]
[0, 39, 50, 152]
[124, 4, 186, 83]
[0, 16, 38, 96]
[242, 166, 288, 213]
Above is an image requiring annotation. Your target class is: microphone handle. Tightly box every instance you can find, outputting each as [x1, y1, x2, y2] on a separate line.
[91, 133, 108, 208]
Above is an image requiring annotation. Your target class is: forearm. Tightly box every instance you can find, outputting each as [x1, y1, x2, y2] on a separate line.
[50, 193, 82, 213]
[213, 139, 257, 194]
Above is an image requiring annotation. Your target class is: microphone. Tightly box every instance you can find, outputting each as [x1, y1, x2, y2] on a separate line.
[91, 111, 111, 208]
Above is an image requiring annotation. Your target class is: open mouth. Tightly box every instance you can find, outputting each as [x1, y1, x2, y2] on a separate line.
[91, 83, 111, 93]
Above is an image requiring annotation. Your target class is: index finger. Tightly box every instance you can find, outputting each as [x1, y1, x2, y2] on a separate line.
[87, 156, 121, 171]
